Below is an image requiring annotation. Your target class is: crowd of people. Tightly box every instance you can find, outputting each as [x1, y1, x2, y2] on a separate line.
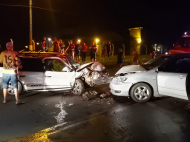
[42, 37, 115, 64]
[42, 37, 160, 67]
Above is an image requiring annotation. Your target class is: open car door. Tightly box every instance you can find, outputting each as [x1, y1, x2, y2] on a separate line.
[44, 58, 76, 90]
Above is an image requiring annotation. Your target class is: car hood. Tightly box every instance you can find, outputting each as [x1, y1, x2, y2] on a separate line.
[76, 62, 94, 72]
[115, 65, 147, 75]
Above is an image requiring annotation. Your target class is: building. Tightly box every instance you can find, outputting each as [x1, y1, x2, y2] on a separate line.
[129, 27, 143, 54]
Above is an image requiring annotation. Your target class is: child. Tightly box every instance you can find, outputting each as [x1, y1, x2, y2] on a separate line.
[117, 48, 123, 67]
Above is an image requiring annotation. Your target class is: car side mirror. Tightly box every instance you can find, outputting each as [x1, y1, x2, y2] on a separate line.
[157, 66, 163, 72]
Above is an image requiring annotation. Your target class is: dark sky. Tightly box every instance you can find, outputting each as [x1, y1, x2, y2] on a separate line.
[0, 0, 190, 51]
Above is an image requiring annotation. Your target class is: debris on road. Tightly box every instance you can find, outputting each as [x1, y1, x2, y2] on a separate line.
[81, 90, 114, 106]
[55, 100, 68, 124]
[68, 103, 74, 106]
[82, 92, 89, 100]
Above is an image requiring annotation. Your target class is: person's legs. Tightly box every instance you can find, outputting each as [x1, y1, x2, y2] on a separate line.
[72, 51, 75, 59]
[10, 74, 23, 104]
[3, 89, 7, 103]
[84, 52, 86, 63]
[2, 74, 10, 103]
[107, 50, 110, 59]
[14, 89, 19, 102]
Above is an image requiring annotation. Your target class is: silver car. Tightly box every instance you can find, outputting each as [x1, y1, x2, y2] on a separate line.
[110, 53, 190, 102]
[0, 52, 109, 96]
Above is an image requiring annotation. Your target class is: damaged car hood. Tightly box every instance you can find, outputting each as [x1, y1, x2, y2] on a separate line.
[115, 65, 147, 75]
[77, 62, 106, 72]
[77, 62, 94, 72]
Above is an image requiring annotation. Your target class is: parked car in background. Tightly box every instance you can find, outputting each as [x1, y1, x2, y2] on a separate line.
[110, 53, 190, 102]
[0, 52, 110, 96]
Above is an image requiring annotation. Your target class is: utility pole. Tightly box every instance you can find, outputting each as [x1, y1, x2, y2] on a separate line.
[29, 0, 33, 51]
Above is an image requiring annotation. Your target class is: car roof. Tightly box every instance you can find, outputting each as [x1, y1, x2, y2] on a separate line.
[19, 51, 68, 58]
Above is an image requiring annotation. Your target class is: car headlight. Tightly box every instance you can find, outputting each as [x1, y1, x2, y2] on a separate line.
[116, 77, 127, 83]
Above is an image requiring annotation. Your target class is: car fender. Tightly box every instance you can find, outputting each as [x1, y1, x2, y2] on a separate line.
[70, 72, 83, 87]
[126, 70, 160, 97]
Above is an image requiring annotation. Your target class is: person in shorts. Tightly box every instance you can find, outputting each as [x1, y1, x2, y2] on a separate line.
[0, 42, 24, 105]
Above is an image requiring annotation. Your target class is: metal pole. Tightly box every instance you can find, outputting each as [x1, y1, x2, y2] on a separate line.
[29, 0, 33, 51]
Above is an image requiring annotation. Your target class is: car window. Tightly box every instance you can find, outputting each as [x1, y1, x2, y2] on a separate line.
[44, 59, 66, 72]
[20, 58, 44, 72]
[161, 57, 190, 73]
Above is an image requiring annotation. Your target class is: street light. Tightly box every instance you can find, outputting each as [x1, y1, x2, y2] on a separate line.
[48, 38, 51, 49]
[36, 42, 39, 45]
[95, 38, 99, 45]
[78, 39, 81, 44]
[137, 38, 141, 44]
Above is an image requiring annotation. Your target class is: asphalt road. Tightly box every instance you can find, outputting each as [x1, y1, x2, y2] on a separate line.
[1, 56, 190, 142]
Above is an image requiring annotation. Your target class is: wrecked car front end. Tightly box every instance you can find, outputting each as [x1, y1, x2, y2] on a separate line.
[77, 62, 112, 87]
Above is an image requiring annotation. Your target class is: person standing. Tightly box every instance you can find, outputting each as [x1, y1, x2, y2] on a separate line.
[150, 48, 155, 59]
[90, 42, 97, 62]
[81, 43, 88, 63]
[101, 41, 106, 60]
[117, 48, 123, 67]
[75, 41, 80, 61]
[107, 41, 112, 59]
[69, 40, 75, 59]
[59, 39, 65, 53]
[53, 38, 59, 52]
[42, 37, 47, 52]
[0, 42, 24, 105]
[132, 49, 139, 63]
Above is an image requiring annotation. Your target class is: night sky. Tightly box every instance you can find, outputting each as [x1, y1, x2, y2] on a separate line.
[0, 0, 190, 51]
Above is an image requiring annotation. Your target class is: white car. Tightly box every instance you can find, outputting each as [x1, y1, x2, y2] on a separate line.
[110, 53, 190, 102]
[0, 52, 110, 96]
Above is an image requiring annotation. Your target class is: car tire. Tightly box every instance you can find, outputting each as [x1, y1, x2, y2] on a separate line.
[7, 81, 23, 96]
[130, 83, 152, 103]
[72, 79, 85, 96]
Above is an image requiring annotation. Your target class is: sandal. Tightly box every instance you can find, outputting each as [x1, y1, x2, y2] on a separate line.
[16, 101, 25, 105]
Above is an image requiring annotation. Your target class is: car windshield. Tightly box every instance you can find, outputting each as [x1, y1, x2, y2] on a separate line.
[142, 56, 171, 70]
[177, 37, 190, 47]
[65, 55, 79, 69]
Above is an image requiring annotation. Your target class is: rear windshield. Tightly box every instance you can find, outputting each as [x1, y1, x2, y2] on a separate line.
[142, 56, 171, 70]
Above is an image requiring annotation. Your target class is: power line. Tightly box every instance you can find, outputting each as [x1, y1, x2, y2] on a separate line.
[0, 3, 57, 12]
[0, 3, 81, 16]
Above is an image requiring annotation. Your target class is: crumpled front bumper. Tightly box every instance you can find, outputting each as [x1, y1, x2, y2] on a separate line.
[93, 77, 113, 85]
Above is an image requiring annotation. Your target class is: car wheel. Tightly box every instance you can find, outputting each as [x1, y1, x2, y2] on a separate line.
[72, 79, 85, 96]
[7, 81, 23, 96]
[130, 83, 152, 103]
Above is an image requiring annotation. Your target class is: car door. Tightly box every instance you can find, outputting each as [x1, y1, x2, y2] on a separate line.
[19, 57, 45, 91]
[157, 57, 190, 100]
[44, 58, 76, 90]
